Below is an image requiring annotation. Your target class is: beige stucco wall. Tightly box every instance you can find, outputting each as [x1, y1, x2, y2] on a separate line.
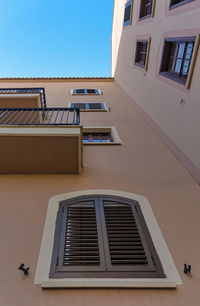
[0, 80, 200, 305]
[112, 0, 200, 183]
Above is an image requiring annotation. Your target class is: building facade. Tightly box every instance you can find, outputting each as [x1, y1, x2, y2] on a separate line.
[112, 0, 200, 183]
[0, 0, 200, 305]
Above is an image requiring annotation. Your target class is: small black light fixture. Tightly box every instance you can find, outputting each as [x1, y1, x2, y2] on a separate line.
[18, 264, 30, 275]
[184, 264, 191, 274]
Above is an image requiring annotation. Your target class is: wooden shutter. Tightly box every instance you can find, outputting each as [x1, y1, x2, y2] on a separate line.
[50, 195, 165, 278]
[99, 198, 156, 272]
[50, 197, 106, 277]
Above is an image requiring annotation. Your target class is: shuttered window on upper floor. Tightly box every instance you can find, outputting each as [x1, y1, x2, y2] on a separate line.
[50, 195, 165, 279]
[70, 102, 107, 111]
[71, 89, 101, 95]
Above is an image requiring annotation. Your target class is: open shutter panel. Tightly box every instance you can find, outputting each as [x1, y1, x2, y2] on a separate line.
[100, 198, 156, 272]
[55, 198, 106, 272]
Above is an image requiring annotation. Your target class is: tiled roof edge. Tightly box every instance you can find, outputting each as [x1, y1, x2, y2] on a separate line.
[0, 77, 114, 81]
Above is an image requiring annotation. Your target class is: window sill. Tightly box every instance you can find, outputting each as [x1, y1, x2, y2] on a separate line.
[83, 142, 121, 145]
[135, 62, 146, 69]
[139, 14, 152, 21]
[71, 93, 101, 96]
[169, 0, 194, 10]
[123, 20, 132, 27]
[160, 72, 187, 85]
[41, 278, 177, 288]
[77, 109, 107, 112]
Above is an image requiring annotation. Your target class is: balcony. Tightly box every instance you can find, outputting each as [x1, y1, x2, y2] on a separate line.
[0, 87, 46, 108]
[0, 107, 82, 174]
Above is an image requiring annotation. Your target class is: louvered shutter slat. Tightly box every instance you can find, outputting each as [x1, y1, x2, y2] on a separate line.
[102, 200, 156, 271]
[55, 199, 106, 272]
[63, 210, 100, 265]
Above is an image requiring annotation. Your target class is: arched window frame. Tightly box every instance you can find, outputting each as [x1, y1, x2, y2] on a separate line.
[35, 190, 182, 288]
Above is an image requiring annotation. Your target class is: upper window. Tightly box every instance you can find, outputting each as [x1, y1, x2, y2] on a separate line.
[70, 89, 101, 95]
[135, 40, 148, 68]
[50, 195, 165, 279]
[83, 127, 121, 145]
[139, 0, 154, 19]
[69, 102, 107, 111]
[123, 0, 133, 26]
[169, 0, 194, 9]
[160, 37, 195, 85]
[83, 132, 113, 144]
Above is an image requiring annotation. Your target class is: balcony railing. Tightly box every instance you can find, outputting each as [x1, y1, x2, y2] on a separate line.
[0, 107, 80, 126]
[0, 87, 46, 107]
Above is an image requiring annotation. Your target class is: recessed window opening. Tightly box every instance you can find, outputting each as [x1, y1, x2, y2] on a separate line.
[169, 0, 194, 9]
[71, 89, 101, 95]
[69, 102, 107, 111]
[160, 37, 195, 84]
[135, 40, 148, 68]
[34, 190, 183, 288]
[83, 132, 113, 143]
[50, 195, 165, 279]
[123, 0, 133, 26]
[82, 127, 121, 145]
[139, 0, 153, 18]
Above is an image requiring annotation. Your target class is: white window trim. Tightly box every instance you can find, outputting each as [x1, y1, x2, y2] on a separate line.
[35, 190, 182, 288]
[68, 102, 108, 112]
[83, 126, 122, 145]
[70, 89, 102, 95]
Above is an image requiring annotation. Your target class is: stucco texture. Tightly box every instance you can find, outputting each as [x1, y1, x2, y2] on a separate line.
[0, 80, 199, 305]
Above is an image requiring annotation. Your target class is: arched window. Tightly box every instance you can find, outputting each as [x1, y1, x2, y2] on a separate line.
[35, 190, 182, 288]
[50, 195, 164, 279]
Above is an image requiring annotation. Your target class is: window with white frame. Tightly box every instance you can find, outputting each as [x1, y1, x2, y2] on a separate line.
[69, 102, 107, 111]
[83, 126, 121, 145]
[70, 89, 102, 95]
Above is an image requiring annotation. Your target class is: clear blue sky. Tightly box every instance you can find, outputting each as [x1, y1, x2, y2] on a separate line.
[0, 0, 114, 77]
